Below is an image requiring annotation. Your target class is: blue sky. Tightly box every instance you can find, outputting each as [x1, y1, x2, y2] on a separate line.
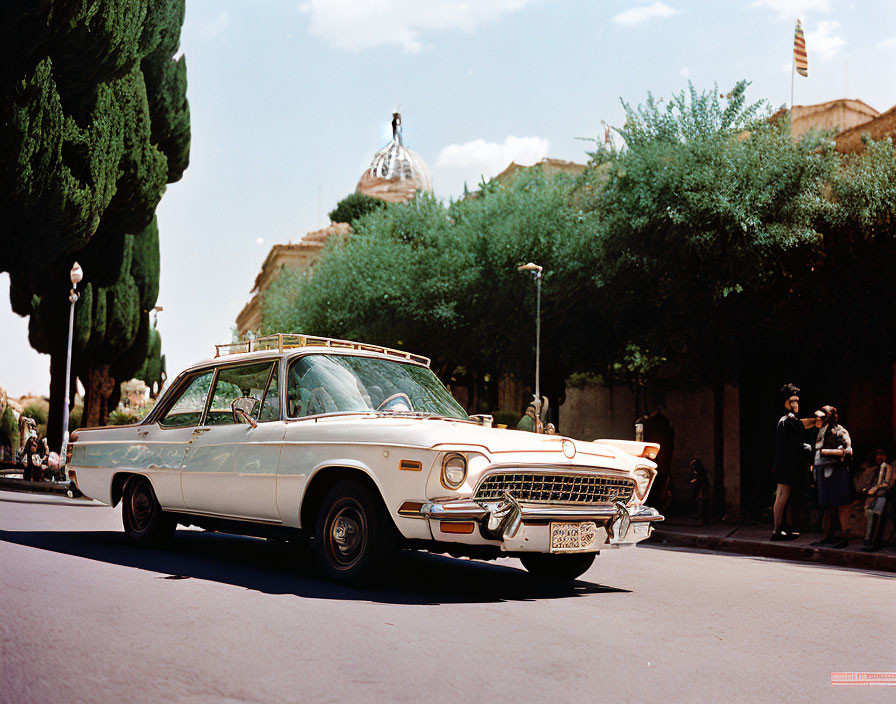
[3, 0, 896, 397]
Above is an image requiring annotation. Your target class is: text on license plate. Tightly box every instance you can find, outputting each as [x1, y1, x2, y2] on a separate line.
[550, 521, 600, 553]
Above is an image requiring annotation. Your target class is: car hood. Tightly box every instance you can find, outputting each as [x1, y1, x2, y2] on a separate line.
[285, 415, 635, 471]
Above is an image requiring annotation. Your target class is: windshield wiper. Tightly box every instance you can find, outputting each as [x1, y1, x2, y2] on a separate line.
[371, 410, 432, 417]
[369, 410, 469, 421]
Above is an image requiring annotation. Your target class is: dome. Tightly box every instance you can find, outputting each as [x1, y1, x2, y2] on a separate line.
[357, 112, 433, 203]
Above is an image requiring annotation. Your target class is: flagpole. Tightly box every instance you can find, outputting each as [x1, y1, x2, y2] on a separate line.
[791, 53, 795, 108]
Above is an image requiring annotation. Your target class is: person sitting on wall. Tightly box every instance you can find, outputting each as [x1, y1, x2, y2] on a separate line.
[516, 398, 544, 433]
[861, 448, 893, 552]
[22, 436, 43, 482]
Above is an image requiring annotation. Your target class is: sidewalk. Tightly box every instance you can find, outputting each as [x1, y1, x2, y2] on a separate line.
[0, 474, 81, 498]
[649, 516, 896, 573]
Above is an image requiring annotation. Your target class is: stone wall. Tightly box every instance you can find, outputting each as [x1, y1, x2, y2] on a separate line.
[559, 383, 741, 514]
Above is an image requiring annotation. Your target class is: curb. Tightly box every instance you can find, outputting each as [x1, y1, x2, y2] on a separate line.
[0, 477, 81, 498]
[649, 529, 896, 574]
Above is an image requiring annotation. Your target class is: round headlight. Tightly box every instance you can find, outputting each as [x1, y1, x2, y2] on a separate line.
[441, 452, 468, 490]
[632, 466, 654, 501]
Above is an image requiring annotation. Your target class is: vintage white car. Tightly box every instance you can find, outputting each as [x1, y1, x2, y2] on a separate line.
[68, 334, 663, 583]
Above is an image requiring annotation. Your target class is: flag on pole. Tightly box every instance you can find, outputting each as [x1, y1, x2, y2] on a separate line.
[794, 19, 808, 77]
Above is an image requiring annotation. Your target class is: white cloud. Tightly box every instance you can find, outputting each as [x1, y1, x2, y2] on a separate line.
[750, 0, 831, 23]
[299, 0, 536, 53]
[436, 135, 549, 177]
[680, 67, 691, 78]
[611, 2, 679, 27]
[200, 10, 230, 41]
[806, 19, 845, 59]
[877, 37, 896, 50]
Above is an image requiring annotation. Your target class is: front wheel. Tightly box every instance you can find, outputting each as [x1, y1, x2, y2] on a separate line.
[122, 476, 174, 546]
[520, 553, 595, 581]
[313, 479, 396, 584]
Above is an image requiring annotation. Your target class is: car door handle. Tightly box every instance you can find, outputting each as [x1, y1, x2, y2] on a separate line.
[194, 427, 211, 433]
[138, 429, 149, 437]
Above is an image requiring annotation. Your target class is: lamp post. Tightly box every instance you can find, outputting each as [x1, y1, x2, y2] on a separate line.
[517, 262, 543, 410]
[61, 262, 82, 461]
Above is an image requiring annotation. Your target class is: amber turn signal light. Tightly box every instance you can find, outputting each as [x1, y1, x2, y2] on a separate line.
[641, 444, 660, 460]
[399, 459, 422, 471]
[439, 521, 475, 535]
[398, 501, 424, 516]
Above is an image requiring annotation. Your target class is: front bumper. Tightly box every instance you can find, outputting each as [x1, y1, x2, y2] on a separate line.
[400, 497, 663, 553]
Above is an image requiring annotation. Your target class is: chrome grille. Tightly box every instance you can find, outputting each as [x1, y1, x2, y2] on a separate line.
[474, 471, 635, 504]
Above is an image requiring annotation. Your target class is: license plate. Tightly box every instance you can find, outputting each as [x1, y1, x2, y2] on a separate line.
[550, 521, 600, 553]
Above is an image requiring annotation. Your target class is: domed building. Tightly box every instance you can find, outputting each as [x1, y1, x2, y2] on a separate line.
[357, 112, 433, 203]
[236, 112, 432, 338]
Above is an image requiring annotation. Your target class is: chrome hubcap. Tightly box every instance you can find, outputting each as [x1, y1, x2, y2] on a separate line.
[326, 501, 367, 568]
[130, 482, 153, 530]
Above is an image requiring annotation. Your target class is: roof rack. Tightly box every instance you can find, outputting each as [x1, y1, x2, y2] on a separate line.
[215, 333, 431, 367]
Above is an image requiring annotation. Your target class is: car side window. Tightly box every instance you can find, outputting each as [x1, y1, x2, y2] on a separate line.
[207, 361, 277, 425]
[158, 371, 214, 428]
[259, 362, 280, 422]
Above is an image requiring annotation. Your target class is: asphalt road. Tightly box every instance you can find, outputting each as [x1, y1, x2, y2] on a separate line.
[1, 490, 894, 704]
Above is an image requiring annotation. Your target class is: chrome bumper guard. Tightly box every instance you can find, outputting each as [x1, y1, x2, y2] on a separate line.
[400, 495, 664, 549]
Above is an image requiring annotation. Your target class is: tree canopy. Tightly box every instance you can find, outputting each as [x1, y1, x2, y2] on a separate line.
[263, 168, 596, 408]
[261, 80, 896, 428]
[1, 1, 190, 442]
[328, 192, 387, 225]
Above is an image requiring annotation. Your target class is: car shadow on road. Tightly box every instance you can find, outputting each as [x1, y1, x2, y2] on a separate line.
[0, 528, 630, 605]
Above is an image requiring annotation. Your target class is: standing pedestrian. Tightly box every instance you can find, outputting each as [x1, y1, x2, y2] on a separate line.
[771, 383, 816, 541]
[636, 394, 675, 511]
[811, 405, 854, 548]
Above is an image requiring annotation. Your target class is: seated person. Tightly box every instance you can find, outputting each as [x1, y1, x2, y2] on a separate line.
[862, 448, 894, 551]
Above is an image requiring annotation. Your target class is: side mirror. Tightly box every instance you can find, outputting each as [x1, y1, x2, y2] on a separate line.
[231, 397, 259, 428]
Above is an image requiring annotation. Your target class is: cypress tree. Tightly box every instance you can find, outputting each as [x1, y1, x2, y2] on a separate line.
[0, 0, 190, 445]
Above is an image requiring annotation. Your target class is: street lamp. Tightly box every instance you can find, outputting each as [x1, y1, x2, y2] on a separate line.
[61, 262, 82, 462]
[517, 261, 543, 414]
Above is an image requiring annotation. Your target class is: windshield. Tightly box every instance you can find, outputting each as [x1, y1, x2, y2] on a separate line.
[286, 354, 468, 420]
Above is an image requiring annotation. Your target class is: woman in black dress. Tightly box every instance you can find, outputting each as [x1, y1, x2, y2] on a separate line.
[772, 383, 816, 540]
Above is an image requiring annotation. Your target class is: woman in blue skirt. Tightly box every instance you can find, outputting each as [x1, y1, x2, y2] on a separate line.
[812, 405, 853, 548]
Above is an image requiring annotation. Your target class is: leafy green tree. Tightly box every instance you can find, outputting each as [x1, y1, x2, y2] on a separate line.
[1, 1, 189, 443]
[0, 406, 19, 453]
[583, 81, 837, 380]
[135, 324, 165, 397]
[263, 170, 596, 410]
[328, 192, 386, 225]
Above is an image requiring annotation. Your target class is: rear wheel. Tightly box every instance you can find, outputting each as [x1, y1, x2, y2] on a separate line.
[520, 553, 595, 581]
[313, 479, 396, 584]
[122, 476, 175, 546]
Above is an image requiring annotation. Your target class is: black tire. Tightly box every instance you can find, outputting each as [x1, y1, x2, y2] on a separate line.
[122, 476, 175, 546]
[313, 479, 396, 584]
[520, 553, 596, 581]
